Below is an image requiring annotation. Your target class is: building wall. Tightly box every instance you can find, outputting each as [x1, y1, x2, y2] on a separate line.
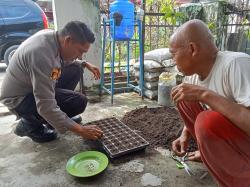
[52, 0, 101, 87]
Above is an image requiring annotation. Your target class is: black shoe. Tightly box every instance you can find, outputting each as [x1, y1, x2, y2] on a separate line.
[14, 118, 57, 143]
[46, 124, 55, 130]
[71, 115, 82, 123]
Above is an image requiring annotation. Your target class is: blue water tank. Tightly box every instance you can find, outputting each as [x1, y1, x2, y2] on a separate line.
[110, 0, 135, 40]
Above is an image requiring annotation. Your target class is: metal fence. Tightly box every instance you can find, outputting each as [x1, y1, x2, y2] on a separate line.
[221, 0, 250, 54]
[143, 0, 250, 54]
[144, 12, 176, 52]
[100, 0, 250, 69]
[100, 1, 176, 64]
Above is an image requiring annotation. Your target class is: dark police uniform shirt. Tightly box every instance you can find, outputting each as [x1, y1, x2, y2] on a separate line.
[0, 30, 77, 133]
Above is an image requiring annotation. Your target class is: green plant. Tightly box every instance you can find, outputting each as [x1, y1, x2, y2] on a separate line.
[147, 0, 184, 25]
[241, 18, 250, 40]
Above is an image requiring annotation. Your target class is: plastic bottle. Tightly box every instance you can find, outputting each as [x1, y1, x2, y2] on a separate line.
[158, 72, 176, 106]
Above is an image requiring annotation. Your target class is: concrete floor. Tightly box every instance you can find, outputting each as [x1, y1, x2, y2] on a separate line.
[0, 64, 217, 187]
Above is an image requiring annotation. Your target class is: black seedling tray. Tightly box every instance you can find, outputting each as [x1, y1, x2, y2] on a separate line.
[85, 117, 149, 158]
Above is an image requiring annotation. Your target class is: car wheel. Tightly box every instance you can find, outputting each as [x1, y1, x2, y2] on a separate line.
[4, 45, 19, 66]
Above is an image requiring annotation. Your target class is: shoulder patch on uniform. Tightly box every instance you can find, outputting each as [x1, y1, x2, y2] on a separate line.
[50, 68, 61, 80]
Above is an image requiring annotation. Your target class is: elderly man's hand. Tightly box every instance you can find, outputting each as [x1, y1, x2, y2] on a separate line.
[171, 83, 208, 103]
[172, 136, 188, 157]
[172, 127, 191, 156]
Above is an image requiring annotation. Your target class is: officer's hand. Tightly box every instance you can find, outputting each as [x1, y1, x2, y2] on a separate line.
[86, 63, 101, 80]
[70, 124, 103, 140]
[80, 125, 103, 140]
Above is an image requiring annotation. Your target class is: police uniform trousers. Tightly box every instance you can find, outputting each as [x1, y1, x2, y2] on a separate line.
[13, 63, 87, 127]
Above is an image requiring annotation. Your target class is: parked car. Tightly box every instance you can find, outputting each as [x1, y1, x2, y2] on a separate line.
[0, 0, 48, 65]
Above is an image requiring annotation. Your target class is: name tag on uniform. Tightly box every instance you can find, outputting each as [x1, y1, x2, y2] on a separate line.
[50, 68, 61, 80]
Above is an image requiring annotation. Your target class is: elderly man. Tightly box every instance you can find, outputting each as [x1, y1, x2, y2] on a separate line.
[170, 19, 250, 186]
[0, 21, 103, 143]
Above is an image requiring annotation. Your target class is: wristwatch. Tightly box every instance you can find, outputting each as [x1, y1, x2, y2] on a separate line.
[81, 60, 87, 68]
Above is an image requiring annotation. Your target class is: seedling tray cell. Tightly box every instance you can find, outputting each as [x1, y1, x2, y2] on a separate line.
[84, 117, 149, 158]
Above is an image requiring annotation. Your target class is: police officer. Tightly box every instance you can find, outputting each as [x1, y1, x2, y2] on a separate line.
[0, 21, 103, 143]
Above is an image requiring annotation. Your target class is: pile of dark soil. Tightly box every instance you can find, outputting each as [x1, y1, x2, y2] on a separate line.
[121, 106, 197, 152]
